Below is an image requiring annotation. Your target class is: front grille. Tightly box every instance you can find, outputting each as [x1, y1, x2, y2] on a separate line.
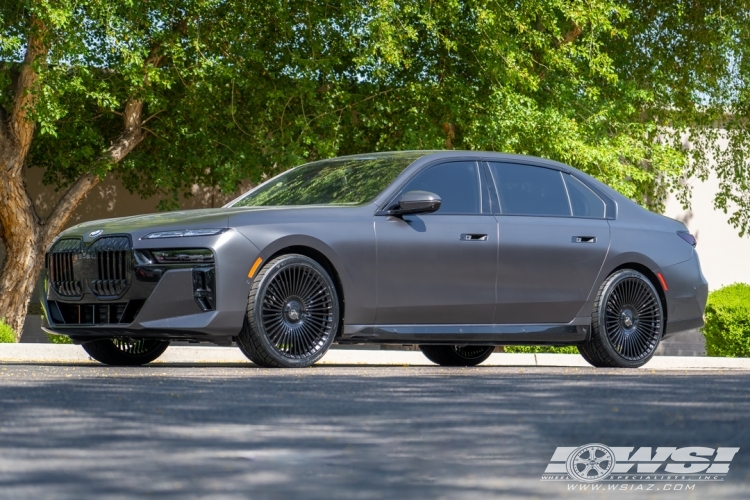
[48, 239, 83, 298]
[89, 236, 132, 297]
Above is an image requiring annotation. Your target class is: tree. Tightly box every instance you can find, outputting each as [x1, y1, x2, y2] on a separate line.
[606, 0, 750, 235]
[1, 0, 748, 339]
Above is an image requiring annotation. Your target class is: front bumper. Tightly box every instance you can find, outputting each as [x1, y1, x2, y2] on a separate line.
[42, 229, 258, 344]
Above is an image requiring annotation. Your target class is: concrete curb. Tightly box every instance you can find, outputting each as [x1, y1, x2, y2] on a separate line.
[0, 344, 749, 369]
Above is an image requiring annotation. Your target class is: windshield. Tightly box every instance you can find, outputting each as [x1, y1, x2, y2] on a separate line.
[230, 153, 428, 207]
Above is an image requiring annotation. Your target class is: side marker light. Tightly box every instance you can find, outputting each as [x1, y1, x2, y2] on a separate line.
[656, 272, 669, 291]
[248, 257, 263, 278]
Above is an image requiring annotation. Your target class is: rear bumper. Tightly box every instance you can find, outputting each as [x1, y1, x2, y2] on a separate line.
[661, 250, 708, 339]
[663, 317, 704, 340]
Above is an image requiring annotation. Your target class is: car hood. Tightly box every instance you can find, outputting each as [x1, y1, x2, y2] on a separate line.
[54, 204, 375, 246]
[57, 208, 231, 242]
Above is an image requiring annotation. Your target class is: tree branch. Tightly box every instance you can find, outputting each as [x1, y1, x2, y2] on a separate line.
[41, 37, 168, 243]
[561, 23, 583, 45]
[4, 15, 47, 171]
[42, 173, 100, 244]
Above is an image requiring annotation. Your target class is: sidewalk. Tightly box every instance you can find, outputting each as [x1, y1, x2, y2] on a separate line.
[1, 344, 749, 370]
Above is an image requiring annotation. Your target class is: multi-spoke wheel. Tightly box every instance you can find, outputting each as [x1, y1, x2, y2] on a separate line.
[418, 345, 495, 366]
[579, 269, 664, 368]
[238, 254, 340, 368]
[82, 338, 170, 366]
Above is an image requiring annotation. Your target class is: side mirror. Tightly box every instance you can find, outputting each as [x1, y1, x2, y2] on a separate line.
[389, 190, 442, 216]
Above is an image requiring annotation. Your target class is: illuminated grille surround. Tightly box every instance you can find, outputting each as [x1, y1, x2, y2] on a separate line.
[47, 236, 133, 299]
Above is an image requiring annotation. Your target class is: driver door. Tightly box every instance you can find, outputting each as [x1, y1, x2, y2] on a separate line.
[374, 161, 498, 324]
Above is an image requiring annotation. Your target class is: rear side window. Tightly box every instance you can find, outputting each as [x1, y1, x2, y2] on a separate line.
[400, 161, 481, 214]
[564, 174, 606, 218]
[488, 163, 570, 216]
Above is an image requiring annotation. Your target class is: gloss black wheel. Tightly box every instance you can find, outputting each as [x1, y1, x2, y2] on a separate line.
[580, 269, 664, 368]
[238, 254, 339, 368]
[418, 345, 495, 366]
[82, 338, 170, 366]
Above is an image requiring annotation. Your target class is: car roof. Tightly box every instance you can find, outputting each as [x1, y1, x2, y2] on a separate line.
[335, 150, 573, 171]
[358, 150, 627, 219]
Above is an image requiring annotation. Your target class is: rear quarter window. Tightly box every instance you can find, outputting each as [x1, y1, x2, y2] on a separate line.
[564, 174, 606, 218]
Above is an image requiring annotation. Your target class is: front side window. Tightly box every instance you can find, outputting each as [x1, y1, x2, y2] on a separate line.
[399, 161, 481, 214]
[230, 153, 426, 207]
[488, 163, 570, 216]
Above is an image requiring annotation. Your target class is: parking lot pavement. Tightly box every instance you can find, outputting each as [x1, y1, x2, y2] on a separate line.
[0, 365, 748, 499]
[3, 344, 750, 370]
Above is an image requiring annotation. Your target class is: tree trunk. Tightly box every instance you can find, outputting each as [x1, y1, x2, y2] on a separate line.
[0, 166, 103, 340]
[0, 16, 155, 340]
[0, 238, 45, 341]
[0, 16, 47, 340]
[0, 166, 44, 340]
[0, 111, 140, 340]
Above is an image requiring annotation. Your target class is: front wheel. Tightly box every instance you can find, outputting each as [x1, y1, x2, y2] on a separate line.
[238, 254, 340, 368]
[82, 339, 170, 366]
[579, 269, 664, 368]
[419, 345, 495, 366]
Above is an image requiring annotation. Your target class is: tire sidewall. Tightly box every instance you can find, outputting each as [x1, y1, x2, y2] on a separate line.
[83, 339, 169, 366]
[419, 345, 494, 366]
[595, 270, 663, 368]
[452, 346, 494, 364]
[250, 254, 340, 368]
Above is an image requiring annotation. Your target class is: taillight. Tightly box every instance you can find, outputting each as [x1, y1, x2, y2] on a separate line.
[677, 231, 697, 247]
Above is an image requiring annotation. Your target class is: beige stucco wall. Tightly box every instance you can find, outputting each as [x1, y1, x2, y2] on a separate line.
[664, 174, 750, 291]
[24, 166, 248, 224]
[0, 167, 250, 273]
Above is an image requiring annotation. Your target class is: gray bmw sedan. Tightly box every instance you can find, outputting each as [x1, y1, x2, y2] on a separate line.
[42, 151, 707, 368]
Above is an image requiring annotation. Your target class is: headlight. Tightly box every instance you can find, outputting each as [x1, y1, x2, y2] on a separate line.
[142, 228, 227, 239]
[150, 248, 214, 263]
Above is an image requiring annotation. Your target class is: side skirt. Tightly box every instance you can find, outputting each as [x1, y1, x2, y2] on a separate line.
[338, 322, 591, 346]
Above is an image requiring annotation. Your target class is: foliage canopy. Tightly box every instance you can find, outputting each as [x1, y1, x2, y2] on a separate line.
[0, 0, 747, 222]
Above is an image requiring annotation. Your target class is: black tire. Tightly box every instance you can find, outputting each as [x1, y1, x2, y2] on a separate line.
[577, 343, 607, 367]
[579, 269, 664, 368]
[238, 254, 340, 368]
[419, 345, 495, 367]
[82, 338, 170, 366]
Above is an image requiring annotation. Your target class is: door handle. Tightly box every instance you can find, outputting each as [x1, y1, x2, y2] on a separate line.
[460, 234, 488, 241]
[573, 236, 596, 243]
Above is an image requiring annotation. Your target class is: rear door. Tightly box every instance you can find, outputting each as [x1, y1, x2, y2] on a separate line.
[486, 162, 610, 324]
[375, 160, 498, 324]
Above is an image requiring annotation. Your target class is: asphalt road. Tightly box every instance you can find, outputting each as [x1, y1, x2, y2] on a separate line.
[0, 364, 748, 499]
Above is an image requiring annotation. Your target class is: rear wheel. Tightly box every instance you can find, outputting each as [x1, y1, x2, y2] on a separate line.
[419, 345, 494, 367]
[82, 339, 170, 366]
[579, 269, 664, 368]
[238, 254, 340, 368]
